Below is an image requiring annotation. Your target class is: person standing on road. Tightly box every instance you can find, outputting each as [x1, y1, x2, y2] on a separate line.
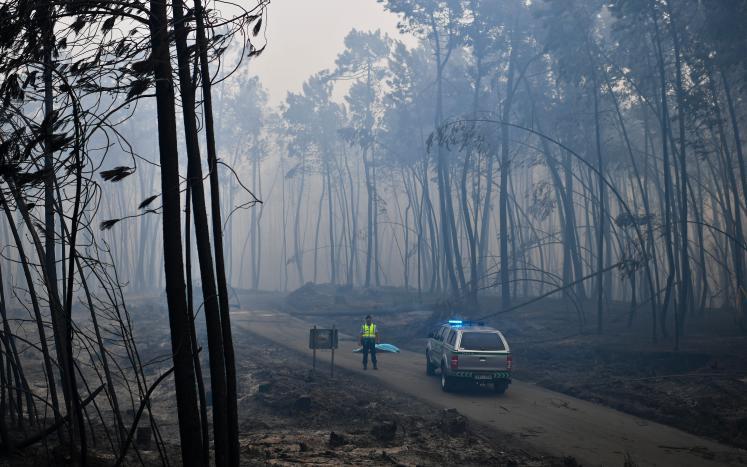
[360, 314, 380, 370]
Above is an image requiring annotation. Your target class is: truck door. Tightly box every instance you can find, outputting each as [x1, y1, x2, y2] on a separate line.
[444, 330, 458, 368]
[432, 326, 447, 363]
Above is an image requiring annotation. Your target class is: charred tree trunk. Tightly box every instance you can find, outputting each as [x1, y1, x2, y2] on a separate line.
[720, 70, 747, 327]
[587, 43, 606, 335]
[667, 2, 690, 349]
[0, 193, 60, 426]
[192, 1, 241, 460]
[171, 1, 230, 462]
[326, 162, 337, 284]
[499, 29, 517, 311]
[147, 1, 204, 462]
[184, 182, 210, 465]
[652, 9, 676, 341]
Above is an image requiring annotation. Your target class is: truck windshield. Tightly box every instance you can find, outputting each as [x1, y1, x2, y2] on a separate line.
[459, 332, 504, 351]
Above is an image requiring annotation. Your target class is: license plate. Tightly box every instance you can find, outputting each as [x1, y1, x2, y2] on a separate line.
[474, 375, 492, 380]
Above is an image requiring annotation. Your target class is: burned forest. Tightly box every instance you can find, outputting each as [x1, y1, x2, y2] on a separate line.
[0, 0, 746, 466]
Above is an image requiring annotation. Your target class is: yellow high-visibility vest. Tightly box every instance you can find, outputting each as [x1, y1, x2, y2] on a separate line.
[361, 323, 377, 338]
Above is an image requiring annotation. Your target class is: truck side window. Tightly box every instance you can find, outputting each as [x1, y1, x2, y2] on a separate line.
[447, 331, 456, 346]
[438, 327, 448, 341]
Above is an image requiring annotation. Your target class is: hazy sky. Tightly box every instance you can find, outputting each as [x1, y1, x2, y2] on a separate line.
[247, 0, 415, 106]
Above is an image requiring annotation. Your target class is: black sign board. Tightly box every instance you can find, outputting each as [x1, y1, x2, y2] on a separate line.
[309, 328, 339, 350]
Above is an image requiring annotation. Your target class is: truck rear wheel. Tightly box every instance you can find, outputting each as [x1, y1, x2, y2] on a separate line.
[440, 364, 454, 392]
[493, 381, 509, 394]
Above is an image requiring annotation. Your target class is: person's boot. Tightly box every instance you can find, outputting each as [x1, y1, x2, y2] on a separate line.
[373, 363, 378, 370]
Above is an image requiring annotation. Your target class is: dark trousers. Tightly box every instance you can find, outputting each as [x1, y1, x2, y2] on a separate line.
[362, 338, 377, 368]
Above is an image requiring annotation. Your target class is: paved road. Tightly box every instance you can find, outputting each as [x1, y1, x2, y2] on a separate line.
[232, 309, 746, 467]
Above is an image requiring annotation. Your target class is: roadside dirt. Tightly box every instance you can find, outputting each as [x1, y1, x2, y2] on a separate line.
[3, 298, 561, 466]
[233, 334, 563, 466]
[272, 283, 747, 454]
[232, 307, 747, 467]
[512, 334, 747, 450]
[124, 298, 560, 465]
[490, 304, 747, 452]
[8, 285, 743, 465]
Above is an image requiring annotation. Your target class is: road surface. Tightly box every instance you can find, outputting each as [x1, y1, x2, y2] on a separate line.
[232, 309, 746, 466]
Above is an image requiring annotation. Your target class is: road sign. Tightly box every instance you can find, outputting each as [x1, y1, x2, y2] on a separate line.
[309, 327, 338, 349]
[309, 326, 338, 377]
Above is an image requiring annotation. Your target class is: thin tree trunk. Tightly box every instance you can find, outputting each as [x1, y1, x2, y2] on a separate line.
[147, 1, 204, 461]
[171, 1, 230, 461]
[345, 153, 358, 286]
[184, 182, 210, 465]
[0, 193, 60, 427]
[313, 182, 326, 283]
[326, 165, 337, 284]
[667, 2, 690, 349]
[192, 1, 240, 459]
[588, 44, 605, 335]
[720, 70, 747, 326]
[40, 0, 76, 448]
[293, 160, 306, 285]
[652, 9, 676, 341]
[499, 28, 517, 311]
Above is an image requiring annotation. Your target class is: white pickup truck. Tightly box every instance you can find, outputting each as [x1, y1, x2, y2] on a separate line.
[425, 320, 512, 394]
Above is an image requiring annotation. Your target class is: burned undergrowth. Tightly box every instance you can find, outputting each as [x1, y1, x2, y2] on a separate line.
[80, 297, 564, 466]
[274, 284, 747, 453]
[233, 333, 563, 466]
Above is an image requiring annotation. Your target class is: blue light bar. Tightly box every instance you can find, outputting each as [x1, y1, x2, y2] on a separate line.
[448, 319, 463, 325]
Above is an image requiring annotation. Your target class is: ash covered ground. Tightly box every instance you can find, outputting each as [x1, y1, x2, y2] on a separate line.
[274, 283, 747, 453]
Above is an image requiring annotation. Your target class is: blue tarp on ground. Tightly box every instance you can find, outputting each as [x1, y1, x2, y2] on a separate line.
[352, 343, 400, 353]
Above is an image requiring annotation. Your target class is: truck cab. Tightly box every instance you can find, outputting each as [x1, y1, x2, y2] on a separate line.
[425, 320, 512, 394]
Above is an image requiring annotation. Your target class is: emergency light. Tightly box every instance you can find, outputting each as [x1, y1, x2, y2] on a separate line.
[446, 319, 486, 327]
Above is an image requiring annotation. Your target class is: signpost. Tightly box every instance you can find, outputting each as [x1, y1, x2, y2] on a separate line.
[309, 325, 338, 377]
